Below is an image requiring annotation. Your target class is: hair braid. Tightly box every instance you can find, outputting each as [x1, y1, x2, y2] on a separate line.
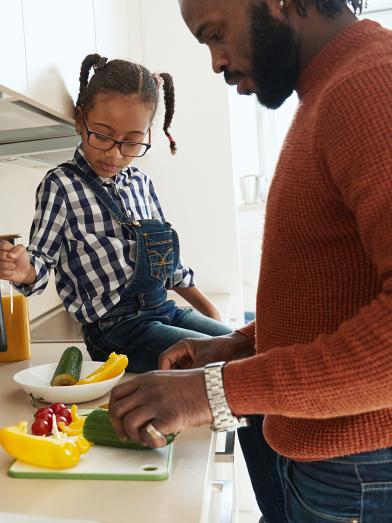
[160, 72, 177, 155]
[76, 53, 104, 107]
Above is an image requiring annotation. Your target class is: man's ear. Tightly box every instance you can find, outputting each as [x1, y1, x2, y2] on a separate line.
[74, 106, 83, 134]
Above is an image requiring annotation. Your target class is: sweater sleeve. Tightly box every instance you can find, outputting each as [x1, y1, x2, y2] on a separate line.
[236, 320, 256, 348]
[224, 64, 392, 419]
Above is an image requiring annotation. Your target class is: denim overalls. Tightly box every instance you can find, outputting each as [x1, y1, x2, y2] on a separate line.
[63, 163, 231, 372]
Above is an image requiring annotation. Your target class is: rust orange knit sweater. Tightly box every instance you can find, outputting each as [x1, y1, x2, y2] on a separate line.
[224, 20, 392, 461]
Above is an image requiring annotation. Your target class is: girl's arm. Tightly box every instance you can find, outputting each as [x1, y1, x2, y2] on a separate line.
[171, 286, 222, 321]
[14, 175, 66, 296]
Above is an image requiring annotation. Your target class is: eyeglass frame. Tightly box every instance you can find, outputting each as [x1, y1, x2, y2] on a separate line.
[81, 111, 152, 158]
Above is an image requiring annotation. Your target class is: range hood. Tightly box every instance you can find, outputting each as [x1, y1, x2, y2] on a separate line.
[0, 84, 80, 167]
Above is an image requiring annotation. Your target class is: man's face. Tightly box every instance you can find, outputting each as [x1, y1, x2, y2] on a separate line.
[180, 0, 299, 109]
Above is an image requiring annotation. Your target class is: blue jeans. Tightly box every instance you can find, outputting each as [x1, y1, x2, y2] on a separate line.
[277, 447, 392, 522]
[237, 416, 287, 523]
[83, 299, 232, 372]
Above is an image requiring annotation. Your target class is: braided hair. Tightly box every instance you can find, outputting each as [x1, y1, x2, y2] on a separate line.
[76, 53, 177, 154]
[294, 0, 363, 17]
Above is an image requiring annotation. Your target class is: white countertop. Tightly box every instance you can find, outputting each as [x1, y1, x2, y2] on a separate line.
[0, 343, 213, 523]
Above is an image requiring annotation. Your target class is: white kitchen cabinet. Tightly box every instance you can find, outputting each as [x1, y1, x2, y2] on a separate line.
[22, 0, 96, 116]
[93, 0, 132, 59]
[0, 0, 27, 92]
[202, 431, 260, 523]
[2, 1, 142, 117]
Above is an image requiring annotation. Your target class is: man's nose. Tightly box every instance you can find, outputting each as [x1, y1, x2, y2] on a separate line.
[210, 47, 229, 74]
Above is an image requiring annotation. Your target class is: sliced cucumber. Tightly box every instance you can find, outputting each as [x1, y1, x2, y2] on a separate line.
[83, 409, 176, 450]
[50, 346, 83, 386]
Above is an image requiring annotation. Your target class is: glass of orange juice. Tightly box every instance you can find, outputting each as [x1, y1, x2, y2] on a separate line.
[0, 280, 31, 362]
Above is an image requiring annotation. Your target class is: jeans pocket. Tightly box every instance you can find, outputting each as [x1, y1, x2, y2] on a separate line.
[361, 482, 392, 523]
[143, 230, 174, 282]
[98, 311, 141, 334]
[98, 316, 122, 334]
[284, 460, 359, 523]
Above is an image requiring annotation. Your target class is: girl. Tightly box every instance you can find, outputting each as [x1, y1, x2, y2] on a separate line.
[0, 53, 231, 372]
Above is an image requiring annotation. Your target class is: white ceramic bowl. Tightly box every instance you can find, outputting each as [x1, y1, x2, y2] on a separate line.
[13, 361, 124, 404]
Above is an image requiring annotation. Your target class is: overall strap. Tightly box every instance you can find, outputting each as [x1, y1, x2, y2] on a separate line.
[60, 162, 138, 227]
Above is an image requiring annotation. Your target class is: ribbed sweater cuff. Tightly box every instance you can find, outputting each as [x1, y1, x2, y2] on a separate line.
[236, 320, 256, 349]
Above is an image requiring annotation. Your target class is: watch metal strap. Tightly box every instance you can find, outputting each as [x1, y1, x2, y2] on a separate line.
[204, 362, 248, 432]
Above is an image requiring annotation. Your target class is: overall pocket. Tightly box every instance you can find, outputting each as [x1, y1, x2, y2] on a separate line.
[143, 230, 174, 282]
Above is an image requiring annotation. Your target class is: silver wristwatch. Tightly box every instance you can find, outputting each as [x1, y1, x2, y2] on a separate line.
[204, 361, 248, 432]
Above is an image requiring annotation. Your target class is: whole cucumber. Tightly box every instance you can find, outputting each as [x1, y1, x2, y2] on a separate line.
[83, 409, 176, 449]
[50, 346, 83, 386]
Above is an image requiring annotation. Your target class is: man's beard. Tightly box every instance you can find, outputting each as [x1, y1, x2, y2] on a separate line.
[250, 2, 299, 109]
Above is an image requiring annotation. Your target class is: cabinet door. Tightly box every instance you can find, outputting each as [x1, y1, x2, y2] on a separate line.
[93, 0, 132, 59]
[22, 0, 96, 116]
[0, 0, 27, 92]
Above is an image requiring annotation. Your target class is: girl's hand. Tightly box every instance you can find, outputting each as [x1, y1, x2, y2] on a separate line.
[0, 241, 36, 284]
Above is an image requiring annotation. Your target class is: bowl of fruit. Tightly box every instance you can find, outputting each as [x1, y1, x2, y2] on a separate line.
[13, 347, 128, 404]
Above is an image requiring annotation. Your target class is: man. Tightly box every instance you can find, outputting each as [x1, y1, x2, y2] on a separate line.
[110, 0, 392, 521]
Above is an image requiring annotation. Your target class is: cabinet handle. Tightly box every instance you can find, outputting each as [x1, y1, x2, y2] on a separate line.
[215, 431, 235, 463]
[211, 480, 233, 523]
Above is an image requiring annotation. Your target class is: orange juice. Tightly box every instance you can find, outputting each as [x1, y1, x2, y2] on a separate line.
[0, 293, 31, 361]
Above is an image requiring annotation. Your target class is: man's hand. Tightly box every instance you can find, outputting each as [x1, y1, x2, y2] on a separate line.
[0, 241, 36, 284]
[159, 332, 254, 370]
[109, 369, 212, 448]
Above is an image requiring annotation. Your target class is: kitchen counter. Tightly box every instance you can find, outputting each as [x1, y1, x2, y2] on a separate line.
[0, 343, 214, 523]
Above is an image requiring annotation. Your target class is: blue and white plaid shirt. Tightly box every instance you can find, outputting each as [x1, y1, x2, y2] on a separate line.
[17, 145, 194, 324]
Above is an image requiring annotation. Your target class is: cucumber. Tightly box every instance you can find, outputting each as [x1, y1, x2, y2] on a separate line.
[83, 409, 176, 450]
[50, 346, 83, 386]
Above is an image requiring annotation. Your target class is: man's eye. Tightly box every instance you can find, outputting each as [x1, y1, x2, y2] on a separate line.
[208, 31, 222, 43]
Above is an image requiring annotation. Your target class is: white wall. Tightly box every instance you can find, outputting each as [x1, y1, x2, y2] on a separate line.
[130, 0, 244, 326]
[0, 162, 59, 320]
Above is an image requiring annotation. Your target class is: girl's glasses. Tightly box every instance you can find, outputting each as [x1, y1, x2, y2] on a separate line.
[82, 112, 151, 158]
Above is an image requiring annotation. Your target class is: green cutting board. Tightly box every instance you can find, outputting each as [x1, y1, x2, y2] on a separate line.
[8, 442, 173, 481]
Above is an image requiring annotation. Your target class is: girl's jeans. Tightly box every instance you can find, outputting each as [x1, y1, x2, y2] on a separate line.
[83, 299, 232, 372]
[277, 446, 392, 523]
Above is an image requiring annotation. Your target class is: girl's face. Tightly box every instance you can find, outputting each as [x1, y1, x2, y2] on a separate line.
[76, 92, 154, 178]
